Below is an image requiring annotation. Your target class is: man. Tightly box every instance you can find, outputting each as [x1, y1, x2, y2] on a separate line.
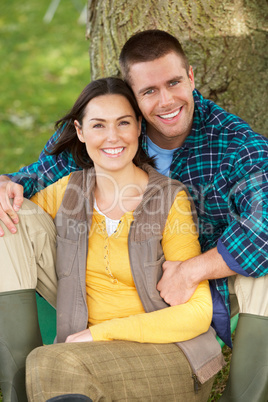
[0, 30, 267, 401]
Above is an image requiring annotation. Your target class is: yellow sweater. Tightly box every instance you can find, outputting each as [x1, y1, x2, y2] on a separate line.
[31, 174, 212, 343]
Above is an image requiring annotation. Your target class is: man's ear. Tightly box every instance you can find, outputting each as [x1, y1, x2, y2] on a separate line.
[74, 120, 85, 143]
[188, 66, 195, 91]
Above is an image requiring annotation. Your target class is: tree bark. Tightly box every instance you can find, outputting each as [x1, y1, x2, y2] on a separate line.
[86, 0, 268, 135]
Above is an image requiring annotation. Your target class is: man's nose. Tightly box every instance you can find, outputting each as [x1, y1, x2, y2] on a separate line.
[159, 88, 173, 108]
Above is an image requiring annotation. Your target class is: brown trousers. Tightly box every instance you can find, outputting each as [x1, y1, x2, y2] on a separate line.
[26, 341, 214, 402]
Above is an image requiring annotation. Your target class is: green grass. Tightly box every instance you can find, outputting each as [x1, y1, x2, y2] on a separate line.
[0, 0, 90, 174]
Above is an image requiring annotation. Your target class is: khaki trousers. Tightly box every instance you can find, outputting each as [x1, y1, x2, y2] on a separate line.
[228, 274, 268, 317]
[0, 198, 57, 307]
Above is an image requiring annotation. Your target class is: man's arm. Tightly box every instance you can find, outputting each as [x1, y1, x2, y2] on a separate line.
[157, 247, 235, 306]
[6, 130, 79, 198]
[158, 149, 268, 305]
[0, 130, 80, 235]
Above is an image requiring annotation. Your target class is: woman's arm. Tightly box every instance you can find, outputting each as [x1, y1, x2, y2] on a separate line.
[67, 190, 213, 344]
[65, 281, 211, 344]
[89, 280, 212, 343]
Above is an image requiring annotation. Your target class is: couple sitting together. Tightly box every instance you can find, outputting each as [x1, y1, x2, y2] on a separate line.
[0, 30, 267, 402]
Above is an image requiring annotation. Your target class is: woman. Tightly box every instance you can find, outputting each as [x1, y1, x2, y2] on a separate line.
[0, 78, 219, 402]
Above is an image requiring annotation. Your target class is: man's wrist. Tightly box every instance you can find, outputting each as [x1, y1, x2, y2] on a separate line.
[180, 248, 236, 285]
[0, 175, 11, 184]
[180, 256, 202, 288]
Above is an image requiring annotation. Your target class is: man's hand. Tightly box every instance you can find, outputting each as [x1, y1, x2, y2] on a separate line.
[65, 328, 93, 343]
[157, 260, 198, 306]
[157, 249, 237, 306]
[0, 176, 24, 236]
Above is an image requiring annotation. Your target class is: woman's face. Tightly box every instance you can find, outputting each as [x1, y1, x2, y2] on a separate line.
[75, 94, 141, 174]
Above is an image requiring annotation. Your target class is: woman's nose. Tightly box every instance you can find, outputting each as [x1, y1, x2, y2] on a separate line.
[106, 126, 119, 142]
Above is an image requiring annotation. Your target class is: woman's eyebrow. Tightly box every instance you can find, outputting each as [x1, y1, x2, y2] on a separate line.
[89, 117, 105, 122]
[117, 114, 134, 121]
[89, 115, 134, 122]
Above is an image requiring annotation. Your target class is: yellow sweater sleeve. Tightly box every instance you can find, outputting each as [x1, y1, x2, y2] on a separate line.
[30, 174, 71, 218]
[90, 280, 212, 343]
[90, 191, 213, 343]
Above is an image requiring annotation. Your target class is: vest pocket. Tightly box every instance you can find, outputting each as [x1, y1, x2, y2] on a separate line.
[56, 235, 78, 279]
[144, 255, 166, 302]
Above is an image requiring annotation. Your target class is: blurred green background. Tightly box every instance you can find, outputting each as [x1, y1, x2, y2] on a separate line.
[0, 0, 90, 174]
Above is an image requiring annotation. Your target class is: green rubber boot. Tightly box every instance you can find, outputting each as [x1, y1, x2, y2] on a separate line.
[0, 289, 43, 402]
[220, 313, 268, 402]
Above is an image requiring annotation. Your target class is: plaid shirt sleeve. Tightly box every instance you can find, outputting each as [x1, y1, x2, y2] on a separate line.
[5, 130, 81, 198]
[218, 136, 268, 278]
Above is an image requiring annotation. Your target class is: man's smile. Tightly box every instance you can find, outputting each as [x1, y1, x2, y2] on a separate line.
[157, 106, 183, 121]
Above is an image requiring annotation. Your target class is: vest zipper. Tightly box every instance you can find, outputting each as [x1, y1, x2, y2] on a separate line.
[192, 374, 201, 394]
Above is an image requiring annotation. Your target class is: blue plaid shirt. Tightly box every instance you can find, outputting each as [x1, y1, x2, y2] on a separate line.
[8, 89, 268, 345]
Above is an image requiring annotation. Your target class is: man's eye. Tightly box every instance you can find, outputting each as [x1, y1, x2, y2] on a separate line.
[144, 89, 155, 95]
[170, 81, 179, 87]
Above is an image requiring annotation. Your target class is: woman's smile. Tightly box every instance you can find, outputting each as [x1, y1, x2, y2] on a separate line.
[101, 147, 125, 156]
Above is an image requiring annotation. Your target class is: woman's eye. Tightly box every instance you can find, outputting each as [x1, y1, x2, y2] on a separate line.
[93, 123, 103, 128]
[119, 120, 130, 126]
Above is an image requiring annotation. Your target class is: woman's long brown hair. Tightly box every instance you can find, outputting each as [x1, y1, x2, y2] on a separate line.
[46, 77, 154, 169]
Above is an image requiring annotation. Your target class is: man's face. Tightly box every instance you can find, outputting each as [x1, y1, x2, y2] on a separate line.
[128, 52, 195, 150]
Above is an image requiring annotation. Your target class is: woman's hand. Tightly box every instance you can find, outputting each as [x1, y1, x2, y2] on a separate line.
[65, 328, 93, 343]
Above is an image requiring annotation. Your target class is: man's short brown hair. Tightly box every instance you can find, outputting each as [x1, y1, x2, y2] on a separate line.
[119, 30, 190, 85]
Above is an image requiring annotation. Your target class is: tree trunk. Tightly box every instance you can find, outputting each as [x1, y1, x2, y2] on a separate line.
[86, 0, 268, 135]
